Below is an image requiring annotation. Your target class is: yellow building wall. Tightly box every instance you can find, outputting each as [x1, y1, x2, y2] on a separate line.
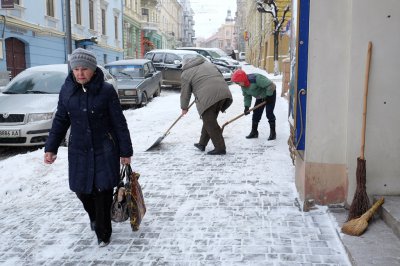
[243, 0, 291, 73]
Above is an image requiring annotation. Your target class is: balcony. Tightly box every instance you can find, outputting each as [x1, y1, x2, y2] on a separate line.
[141, 21, 159, 31]
[141, 0, 158, 7]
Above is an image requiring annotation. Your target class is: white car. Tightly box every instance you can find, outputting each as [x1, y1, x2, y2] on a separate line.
[208, 48, 241, 68]
[177, 47, 241, 71]
[0, 64, 117, 146]
[238, 52, 246, 61]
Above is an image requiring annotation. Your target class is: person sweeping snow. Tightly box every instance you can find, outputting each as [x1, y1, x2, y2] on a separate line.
[231, 69, 277, 141]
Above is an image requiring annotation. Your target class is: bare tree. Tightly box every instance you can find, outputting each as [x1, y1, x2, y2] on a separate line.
[256, 0, 290, 75]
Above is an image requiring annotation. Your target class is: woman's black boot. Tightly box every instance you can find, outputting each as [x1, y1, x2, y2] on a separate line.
[268, 121, 276, 140]
[246, 122, 259, 139]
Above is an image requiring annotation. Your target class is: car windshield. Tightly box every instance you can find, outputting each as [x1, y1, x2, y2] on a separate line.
[106, 65, 144, 79]
[212, 48, 229, 57]
[207, 50, 222, 59]
[3, 70, 66, 94]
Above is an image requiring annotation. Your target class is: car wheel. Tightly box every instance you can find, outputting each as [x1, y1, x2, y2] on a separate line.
[153, 84, 161, 97]
[140, 92, 148, 107]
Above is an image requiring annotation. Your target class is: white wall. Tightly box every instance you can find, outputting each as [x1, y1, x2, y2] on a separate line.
[306, 0, 400, 203]
[306, 0, 351, 164]
[346, 0, 400, 200]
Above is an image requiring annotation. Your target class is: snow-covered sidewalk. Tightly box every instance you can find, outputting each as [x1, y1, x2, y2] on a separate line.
[0, 64, 350, 265]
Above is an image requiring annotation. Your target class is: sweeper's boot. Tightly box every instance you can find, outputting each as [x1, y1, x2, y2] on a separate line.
[268, 121, 276, 141]
[246, 122, 259, 139]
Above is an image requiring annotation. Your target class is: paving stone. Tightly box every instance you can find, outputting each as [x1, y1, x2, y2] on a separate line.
[0, 76, 353, 266]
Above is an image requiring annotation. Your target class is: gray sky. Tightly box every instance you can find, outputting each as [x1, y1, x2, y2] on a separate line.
[190, 0, 237, 39]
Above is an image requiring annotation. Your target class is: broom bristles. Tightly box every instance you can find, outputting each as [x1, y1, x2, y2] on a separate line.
[341, 217, 368, 236]
[347, 157, 370, 221]
[347, 189, 370, 220]
[342, 197, 384, 236]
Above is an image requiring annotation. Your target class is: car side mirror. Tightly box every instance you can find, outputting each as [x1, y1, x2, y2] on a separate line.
[173, 60, 181, 65]
[145, 73, 153, 78]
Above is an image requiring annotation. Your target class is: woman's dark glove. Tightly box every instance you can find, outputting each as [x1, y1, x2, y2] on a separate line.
[244, 106, 250, 115]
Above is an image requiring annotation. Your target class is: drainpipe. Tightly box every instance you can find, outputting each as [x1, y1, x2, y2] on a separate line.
[121, 0, 124, 59]
[65, 0, 72, 70]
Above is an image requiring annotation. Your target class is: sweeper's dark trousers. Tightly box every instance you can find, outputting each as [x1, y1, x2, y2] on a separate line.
[252, 90, 276, 123]
[76, 188, 113, 242]
[199, 99, 227, 151]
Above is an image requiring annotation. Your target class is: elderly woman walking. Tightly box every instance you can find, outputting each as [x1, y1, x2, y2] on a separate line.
[44, 48, 133, 247]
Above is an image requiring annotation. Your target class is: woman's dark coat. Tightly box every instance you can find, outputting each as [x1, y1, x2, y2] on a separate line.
[45, 68, 133, 194]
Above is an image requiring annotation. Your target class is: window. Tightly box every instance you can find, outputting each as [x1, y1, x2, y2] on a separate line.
[101, 8, 106, 35]
[147, 62, 155, 73]
[89, 0, 94, 30]
[75, 0, 81, 25]
[144, 53, 153, 60]
[143, 63, 149, 76]
[197, 50, 208, 57]
[46, 0, 55, 17]
[114, 15, 118, 40]
[5, 71, 66, 94]
[14, 0, 20, 4]
[164, 53, 180, 64]
[152, 53, 164, 63]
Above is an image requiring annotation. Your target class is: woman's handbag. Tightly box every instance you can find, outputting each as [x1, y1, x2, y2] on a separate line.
[110, 168, 129, 222]
[124, 164, 146, 231]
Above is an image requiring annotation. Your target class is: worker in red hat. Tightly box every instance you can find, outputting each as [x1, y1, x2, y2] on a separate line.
[231, 69, 277, 140]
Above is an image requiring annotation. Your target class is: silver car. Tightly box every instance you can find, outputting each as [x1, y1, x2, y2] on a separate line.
[177, 47, 241, 71]
[105, 59, 162, 108]
[144, 49, 201, 89]
[0, 64, 117, 146]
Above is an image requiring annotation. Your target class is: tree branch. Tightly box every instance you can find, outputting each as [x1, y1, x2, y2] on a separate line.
[276, 5, 290, 32]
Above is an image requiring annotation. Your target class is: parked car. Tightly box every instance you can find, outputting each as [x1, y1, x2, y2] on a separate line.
[0, 64, 117, 147]
[145, 49, 232, 87]
[216, 64, 233, 83]
[176, 47, 241, 71]
[105, 59, 161, 108]
[238, 52, 246, 61]
[144, 49, 200, 89]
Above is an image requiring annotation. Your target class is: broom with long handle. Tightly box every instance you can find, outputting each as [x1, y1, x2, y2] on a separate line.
[347, 42, 373, 221]
[342, 197, 384, 236]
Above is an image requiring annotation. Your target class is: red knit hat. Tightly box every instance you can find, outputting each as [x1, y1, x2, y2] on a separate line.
[231, 69, 250, 87]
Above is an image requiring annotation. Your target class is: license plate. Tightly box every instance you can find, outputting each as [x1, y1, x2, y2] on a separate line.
[0, 130, 20, 138]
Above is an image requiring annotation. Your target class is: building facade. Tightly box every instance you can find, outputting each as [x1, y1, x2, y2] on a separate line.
[178, 0, 195, 47]
[158, 0, 182, 49]
[123, 0, 142, 59]
[0, 0, 123, 82]
[234, 0, 246, 55]
[236, 0, 291, 73]
[0, 0, 209, 84]
[140, 0, 194, 55]
[196, 10, 236, 54]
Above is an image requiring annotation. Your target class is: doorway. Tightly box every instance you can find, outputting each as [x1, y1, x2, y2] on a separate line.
[6, 37, 26, 78]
